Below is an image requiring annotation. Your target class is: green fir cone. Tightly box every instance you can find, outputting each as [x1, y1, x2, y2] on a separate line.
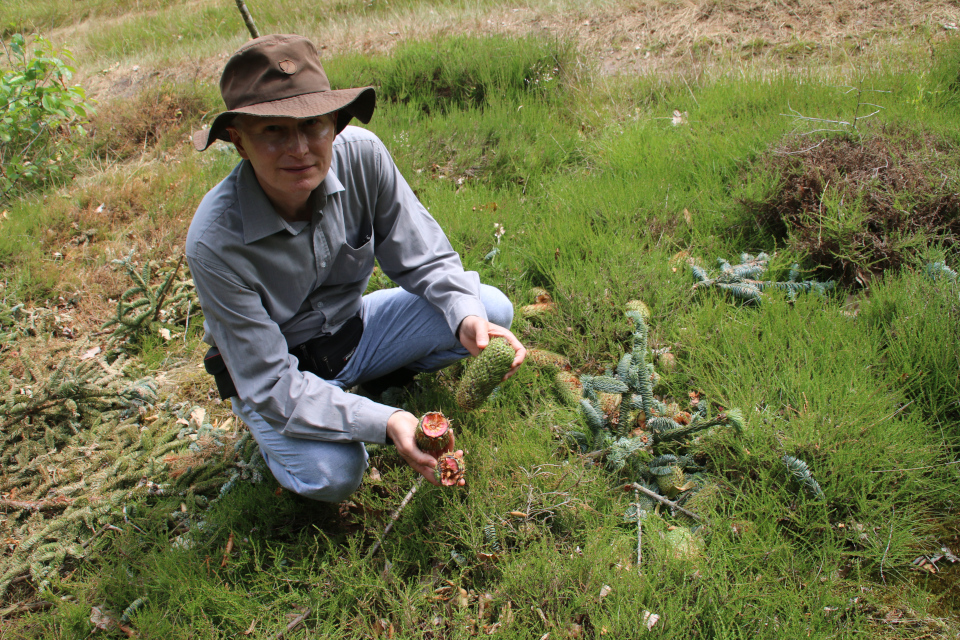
[553, 370, 583, 405]
[655, 465, 687, 498]
[520, 302, 557, 319]
[415, 411, 453, 453]
[625, 300, 651, 319]
[455, 337, 515, 410]
[526, 349, 571, 371]
[665, 527, 702, 560]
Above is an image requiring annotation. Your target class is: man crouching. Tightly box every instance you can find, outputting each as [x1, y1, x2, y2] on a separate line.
[186, 34, 524, 501]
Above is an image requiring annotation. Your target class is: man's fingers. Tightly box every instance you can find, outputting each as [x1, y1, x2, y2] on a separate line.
[485, 323, 526, 380]
[400, 449, 440, 485]
[470, 317, 490, 351]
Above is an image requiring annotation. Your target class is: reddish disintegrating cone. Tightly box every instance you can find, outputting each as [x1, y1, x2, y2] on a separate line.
[520, 301, 557, 319]
[434, 450, 466, 486]
[415, 411, 453, 454]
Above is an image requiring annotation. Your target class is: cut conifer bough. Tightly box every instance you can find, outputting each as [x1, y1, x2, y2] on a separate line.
[434, 450, 466, 486]
[455, 337, 516, 410]
[415, 411, 453, 454]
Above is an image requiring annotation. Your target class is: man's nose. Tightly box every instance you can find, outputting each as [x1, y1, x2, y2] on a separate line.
[286, 128, 308, 155]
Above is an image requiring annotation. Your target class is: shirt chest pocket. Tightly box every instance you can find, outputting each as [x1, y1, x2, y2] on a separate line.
[325, 216, 375, 285]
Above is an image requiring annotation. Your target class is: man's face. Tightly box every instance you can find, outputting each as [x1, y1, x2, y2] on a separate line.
[226, 113, 336, 217]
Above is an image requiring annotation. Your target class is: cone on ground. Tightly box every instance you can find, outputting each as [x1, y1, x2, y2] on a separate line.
[415, 411, 453, 455]
[520, 302, 557, 319]
[526, 348, 571, 371]
[456, 337, 515, 410]
[554, 370, 583, 405]
[529, 287, 553, 303]
[625, 300, 651, 319]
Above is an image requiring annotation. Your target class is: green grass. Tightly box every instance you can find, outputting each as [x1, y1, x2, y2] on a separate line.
[2, 24, 960, 640]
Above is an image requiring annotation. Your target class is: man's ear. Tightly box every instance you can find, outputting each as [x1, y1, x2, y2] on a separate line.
[225, 125, 249, 160]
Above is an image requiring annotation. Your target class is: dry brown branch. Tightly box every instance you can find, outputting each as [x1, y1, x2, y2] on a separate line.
[221, 531, 235, 568]
[0, 496, 75, 512]
[276, 607, 311, 639]
[367, 476, 424, 558]
[622, 483, 703, 522]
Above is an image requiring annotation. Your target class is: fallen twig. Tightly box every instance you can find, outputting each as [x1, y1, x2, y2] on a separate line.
[622, 483, 703, 522]
[82, 523, 123, 549]
[276, 608, 311, 639]
[221, 531, 234, 568]
[0, 496, 75, 512]
[367, 476, 424, 558]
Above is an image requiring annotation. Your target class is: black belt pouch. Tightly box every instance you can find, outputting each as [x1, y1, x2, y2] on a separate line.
[204, 347, 238, 400]
[204, 315, 364, 401]
[289, 315, 364, 380]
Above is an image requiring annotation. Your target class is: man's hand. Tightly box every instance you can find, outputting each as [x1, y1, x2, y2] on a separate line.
[386, 410, 464, 487]
[457, 316, 526, 381]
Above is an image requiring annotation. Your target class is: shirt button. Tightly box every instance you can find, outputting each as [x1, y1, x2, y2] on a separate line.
[321, 261, 326, 268]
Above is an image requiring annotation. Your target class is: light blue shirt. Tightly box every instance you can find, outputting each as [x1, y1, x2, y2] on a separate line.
[186, 126, 486, 443]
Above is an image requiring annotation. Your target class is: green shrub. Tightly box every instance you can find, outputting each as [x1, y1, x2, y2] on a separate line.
[0, 34, 93, 202]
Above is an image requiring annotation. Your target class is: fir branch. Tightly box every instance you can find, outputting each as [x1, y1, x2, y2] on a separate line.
[782, 455, 825, 501]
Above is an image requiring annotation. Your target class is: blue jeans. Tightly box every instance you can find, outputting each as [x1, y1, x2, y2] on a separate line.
[231, 284, 513, 502]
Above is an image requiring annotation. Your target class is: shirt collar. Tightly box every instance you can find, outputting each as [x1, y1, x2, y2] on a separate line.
[238, 160, 346, 244]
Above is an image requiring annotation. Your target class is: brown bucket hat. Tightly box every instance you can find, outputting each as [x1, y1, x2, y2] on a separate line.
[193, 34, 376, 151]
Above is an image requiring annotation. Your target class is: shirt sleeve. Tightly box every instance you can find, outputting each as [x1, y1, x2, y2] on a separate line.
[368, 138, 488, 335]
[186, 250, 396, 444]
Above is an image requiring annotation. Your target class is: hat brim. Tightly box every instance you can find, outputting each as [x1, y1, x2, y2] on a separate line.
[192, 86, 375, 151]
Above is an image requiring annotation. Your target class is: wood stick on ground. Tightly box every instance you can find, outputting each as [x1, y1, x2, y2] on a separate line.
[622, 483, 703, 522]
[367, 476, 424, 558]
[235, 0, 260, 39]
[221, 531, 235, 568]
[275, 608, 311, 639]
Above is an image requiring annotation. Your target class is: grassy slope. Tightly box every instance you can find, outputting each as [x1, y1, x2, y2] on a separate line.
[2, 2, 960, 638]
